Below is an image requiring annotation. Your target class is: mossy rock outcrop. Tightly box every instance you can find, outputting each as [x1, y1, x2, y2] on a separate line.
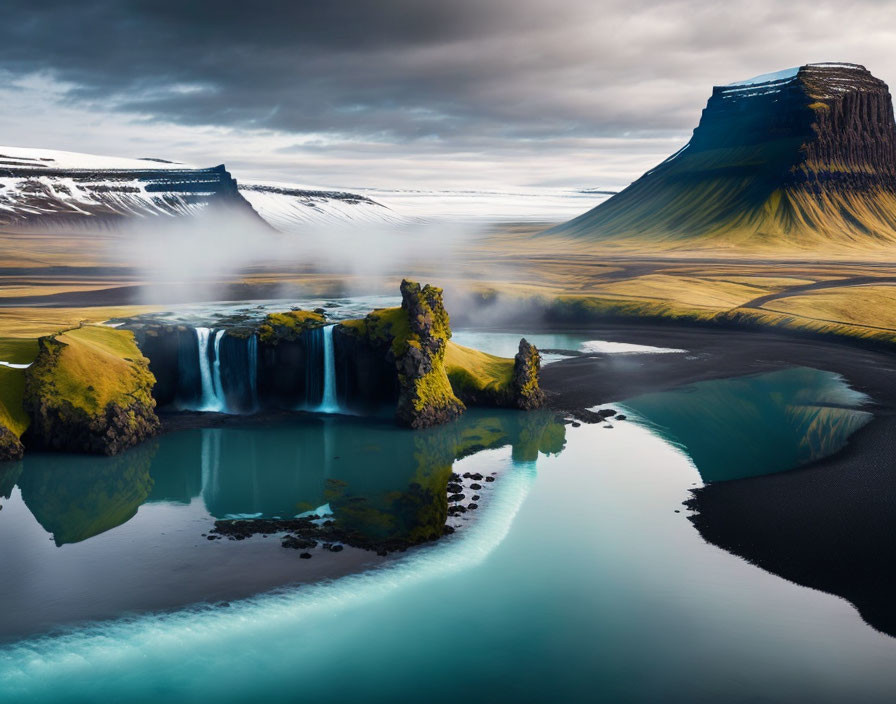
[257, 310, 325, 344]
[339, 280, 465, 428]
[0, 425, 23, 462]
[511, 339, 546, 410]
[24, 326, 160, 455]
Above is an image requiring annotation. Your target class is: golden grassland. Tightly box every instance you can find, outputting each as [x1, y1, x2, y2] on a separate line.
[444, 342, 514, 396]
[0, 324, 156, 441]
[5, 222, 896, 366]
[754, 286, 896, 332]
[37, 326, 153, 413]
[0, 306, 155, 338]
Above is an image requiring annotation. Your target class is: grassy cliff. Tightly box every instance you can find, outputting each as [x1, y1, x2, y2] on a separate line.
[444, 342, 514, 404]
[24, 325, 160, 455]
[0, 338, 38, 460]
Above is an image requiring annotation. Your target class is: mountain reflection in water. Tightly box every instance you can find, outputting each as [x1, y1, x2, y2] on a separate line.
[618, 367, 872, 482]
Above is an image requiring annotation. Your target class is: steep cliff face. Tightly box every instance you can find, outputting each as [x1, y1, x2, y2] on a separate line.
[552, 63, 896, 250]
[0, 426, 23, 462]
[0, 147, 264, 230]
[337, 281, 466, 428]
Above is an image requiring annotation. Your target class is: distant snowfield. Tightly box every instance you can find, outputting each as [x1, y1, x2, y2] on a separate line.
[0, 145, 191, 171]
[352, 186, 613, 222]
[0, 145, 614, 227]
[237, 179, 613, 225]
[237, 179, 410, 229]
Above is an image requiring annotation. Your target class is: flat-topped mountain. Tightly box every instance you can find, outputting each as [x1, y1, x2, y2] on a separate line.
[550, 62, 896, 250]
[0, 146, 404, 231]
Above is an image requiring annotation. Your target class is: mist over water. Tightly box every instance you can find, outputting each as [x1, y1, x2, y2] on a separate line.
[105, 207, 485, 305]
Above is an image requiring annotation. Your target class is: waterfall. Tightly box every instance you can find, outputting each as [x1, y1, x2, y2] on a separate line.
[212, 329, 226, 404]
[315, 325, 340, 413]
[248, 334, 259, 410]
[196, 327, 216, 411]
[196, 327, 226, 412]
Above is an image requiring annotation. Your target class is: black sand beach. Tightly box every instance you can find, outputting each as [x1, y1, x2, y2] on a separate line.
[541, 322, 896, 637]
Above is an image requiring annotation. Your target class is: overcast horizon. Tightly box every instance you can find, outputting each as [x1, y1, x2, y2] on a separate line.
[2, 0, 895, 192]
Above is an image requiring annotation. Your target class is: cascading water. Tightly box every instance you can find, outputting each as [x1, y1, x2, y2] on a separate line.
[248, 334, 259, 410]
[315, 325, 340, 413]
[196, 327, 216, 411]
[196, 327, 227, 412]
[212, 330, 226, 405]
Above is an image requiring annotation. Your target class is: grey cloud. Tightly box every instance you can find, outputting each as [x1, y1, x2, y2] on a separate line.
[1, 0, 895, 188]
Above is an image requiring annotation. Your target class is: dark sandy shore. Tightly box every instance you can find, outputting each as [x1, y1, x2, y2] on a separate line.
[540, 321, 896, 638]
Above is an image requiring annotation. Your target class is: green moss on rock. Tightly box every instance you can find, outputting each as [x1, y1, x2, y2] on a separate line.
[0, 425, 23, 462]
[257, 310, 326, 344]
[339, 280, 465, 428]
[512, 338, 546, 410]
[24, 326, 160, 455]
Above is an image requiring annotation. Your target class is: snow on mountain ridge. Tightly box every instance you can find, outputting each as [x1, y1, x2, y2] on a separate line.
[0, 145, 192, 171]
[237, 179, 410, 229]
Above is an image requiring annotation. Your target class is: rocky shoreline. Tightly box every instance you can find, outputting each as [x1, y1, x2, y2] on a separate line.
[208, 460, 504, 557]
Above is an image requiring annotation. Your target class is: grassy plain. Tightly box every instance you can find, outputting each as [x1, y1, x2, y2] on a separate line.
[5, 222, 896, 357]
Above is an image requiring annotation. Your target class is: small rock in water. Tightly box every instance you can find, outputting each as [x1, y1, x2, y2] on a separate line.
[448, 493, 465, 502]
[447, 483, 463, 493]
[282, 535, 317, 550]
[470, 483, 482, 490]
[471, 495, 480, 501]
[299, 552, 312, 559]
[470, 473, 484, 481]
[571, 421, 581, 428]
[468, 503, 479, 510]
[616, 414, 627, 421]
[329, 544, 344, 552]
[485, 476, 495, 483]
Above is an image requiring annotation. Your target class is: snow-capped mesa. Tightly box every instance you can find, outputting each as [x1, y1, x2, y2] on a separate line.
[0, 146, 403, 231]
[0, 146, 258, 229]
[237, 180, 410, 230]
[0, 145, 614, 229]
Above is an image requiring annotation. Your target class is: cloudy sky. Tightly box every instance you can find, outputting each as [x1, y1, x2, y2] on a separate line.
[1, 0, 894, 191]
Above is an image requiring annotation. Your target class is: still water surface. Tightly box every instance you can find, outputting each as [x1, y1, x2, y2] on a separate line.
[0, 366, 891, 703]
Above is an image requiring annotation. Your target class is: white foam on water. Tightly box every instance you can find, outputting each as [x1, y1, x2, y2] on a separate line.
[0, 449, 533, 702]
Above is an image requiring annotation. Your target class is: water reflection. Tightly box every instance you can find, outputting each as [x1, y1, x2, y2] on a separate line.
[14, 410, 566, 546]
[619, 367, 872, 482]
[18, 443, 157, 546]
[0, 463, 21, 500]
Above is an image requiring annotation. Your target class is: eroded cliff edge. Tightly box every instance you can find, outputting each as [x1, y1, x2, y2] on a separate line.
[23, 326, 160, 455]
